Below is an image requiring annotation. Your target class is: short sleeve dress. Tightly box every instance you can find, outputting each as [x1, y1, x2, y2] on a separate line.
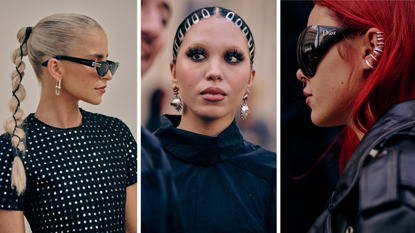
[0, 109, 137, 232]
[154, 115, 276, 233]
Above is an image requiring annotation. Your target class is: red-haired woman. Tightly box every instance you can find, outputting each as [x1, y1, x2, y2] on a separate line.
[296, 0, 415, 232]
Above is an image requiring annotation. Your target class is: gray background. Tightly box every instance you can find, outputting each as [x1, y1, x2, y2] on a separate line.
[0, 0, 137, 231]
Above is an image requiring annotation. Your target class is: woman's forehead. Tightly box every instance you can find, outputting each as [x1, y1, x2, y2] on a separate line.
[181, 17, 249, 49]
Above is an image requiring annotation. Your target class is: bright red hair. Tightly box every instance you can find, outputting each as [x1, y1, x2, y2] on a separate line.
[314, 0, 415, 173]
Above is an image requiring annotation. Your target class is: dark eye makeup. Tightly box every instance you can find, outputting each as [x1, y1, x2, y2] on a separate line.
[185, 46, 245, 63]
[225, 48, 245, 63]
[186, 46, 206, 61]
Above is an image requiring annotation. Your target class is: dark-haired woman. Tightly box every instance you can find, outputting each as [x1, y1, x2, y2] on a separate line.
[295, 1, 415, 232]
[154, 6, 276, 233]
[0, 13, 136, 232]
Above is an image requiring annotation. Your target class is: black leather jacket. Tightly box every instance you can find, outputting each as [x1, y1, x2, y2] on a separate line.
[307, 99, 415, 233]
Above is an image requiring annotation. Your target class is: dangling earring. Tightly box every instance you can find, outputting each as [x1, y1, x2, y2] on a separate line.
[240, 90, 251, 120]
[170, 84, 182, 112]
[55, 80, 61, 96]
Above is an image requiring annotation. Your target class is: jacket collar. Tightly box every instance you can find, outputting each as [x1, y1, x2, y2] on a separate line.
[154, 115, 244, 165]
[331, 99, 415, 207]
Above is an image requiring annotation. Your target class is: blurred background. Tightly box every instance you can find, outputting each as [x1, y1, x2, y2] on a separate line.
[141, 0, 276, 152]
[281, 1, 343, 232]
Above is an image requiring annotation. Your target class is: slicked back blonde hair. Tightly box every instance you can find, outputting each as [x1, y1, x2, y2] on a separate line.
[3, 13, 104, 195]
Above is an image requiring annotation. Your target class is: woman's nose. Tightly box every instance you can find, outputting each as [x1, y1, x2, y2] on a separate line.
[296, 69, 305, 81]
[206, 58, 223, 81]
[103, 70, 113, 80]
[296, 69, 307, 88]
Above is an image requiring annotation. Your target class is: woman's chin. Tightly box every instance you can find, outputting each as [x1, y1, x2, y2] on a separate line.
[84, 98, 102, 106]
[311, 113, 344, 128]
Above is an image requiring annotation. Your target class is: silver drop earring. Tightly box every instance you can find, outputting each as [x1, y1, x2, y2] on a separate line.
[170, 84, 183, 112]
[240, 90, 251, 120]
[55, 80, 61, 96]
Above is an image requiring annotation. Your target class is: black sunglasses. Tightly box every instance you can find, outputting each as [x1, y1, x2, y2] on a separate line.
[297, 25, 355, 78]
[41, 55, 119, 77]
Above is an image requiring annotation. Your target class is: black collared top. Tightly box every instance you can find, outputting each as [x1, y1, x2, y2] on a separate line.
[154, 115, 276, 233]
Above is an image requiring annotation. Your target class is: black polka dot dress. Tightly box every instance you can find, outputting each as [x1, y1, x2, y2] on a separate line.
[0, 109, 137, 232]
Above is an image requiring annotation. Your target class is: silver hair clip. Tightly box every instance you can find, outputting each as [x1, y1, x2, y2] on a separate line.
[201, 9, 210, 19]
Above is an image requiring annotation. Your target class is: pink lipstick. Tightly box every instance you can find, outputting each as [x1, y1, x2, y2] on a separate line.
[201, 87, 226, 101]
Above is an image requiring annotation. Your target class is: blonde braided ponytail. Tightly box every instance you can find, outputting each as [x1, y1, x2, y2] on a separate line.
[3, 27, 31, 195]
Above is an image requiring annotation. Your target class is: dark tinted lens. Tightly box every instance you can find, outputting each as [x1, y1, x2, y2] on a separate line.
[96, 62, 110, 77]
[297, 25, 346, 78]
[297, 25, 319, 78]
[109, 62, 119, 76]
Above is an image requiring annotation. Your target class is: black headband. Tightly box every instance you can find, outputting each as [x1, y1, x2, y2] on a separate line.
[22, 27, 32, 45]
[172, 7, 255, 65]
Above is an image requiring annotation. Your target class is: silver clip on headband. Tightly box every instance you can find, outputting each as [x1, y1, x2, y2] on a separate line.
[173, 8, 255, 63]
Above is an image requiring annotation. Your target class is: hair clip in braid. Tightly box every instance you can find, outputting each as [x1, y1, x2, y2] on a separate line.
[23, 27, 33, 45]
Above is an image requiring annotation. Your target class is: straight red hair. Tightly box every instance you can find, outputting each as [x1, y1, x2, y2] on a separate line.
[315, 0, 415, 173]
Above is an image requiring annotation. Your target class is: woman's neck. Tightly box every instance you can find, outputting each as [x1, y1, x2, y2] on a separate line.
[35, 89, 82, 129]
[177, 112, 234, 137]
[348, 120, 365, 141]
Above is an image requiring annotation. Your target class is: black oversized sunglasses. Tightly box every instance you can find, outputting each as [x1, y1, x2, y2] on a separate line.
[41, 55, 119, 77]
[297, 25, 355, 78]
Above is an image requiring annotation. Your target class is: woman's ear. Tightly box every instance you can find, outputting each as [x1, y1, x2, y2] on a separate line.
[361, 28, 383, 70]
[247, 68, 256, 88]
[170, 62, 177, 84]
[47, 58, 63, 82]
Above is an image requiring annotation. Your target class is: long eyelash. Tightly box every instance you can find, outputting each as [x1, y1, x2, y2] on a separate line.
[185, 46, 205, 57]
[226, 48, 245, 61]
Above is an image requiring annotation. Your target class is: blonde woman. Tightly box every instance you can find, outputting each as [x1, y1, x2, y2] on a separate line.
[0, 13, 137, 232]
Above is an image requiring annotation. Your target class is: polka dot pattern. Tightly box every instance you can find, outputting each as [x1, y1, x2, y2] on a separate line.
[0, 109, 137, 232]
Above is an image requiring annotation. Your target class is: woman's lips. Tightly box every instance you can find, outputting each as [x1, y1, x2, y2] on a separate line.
[303, 90, 312, 106]
[201, 87, 226, 101]
[96, 86, 107, 93]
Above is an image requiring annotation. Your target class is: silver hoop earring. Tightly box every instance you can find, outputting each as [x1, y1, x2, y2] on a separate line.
[170, 84, 182, 112]
[240, 90, 251, 120]
[366, 31, 385, 69]
[365, 58, 375, 69]
[55, 80, 61, 96]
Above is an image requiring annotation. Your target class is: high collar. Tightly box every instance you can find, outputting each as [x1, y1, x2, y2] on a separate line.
[154, 115, 244, 165]
[331, 99, 415, 206]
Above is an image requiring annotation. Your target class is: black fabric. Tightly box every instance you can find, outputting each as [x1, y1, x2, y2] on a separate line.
[141, 126, 186, 233]
[154, 115, 276, 233]
[0, 109, 137, 232]
[307, 99, 415, 233]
